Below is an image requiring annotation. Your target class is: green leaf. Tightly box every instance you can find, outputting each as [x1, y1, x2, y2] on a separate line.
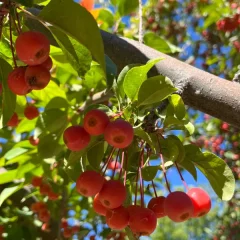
[141, 166, 159, 181]
[87, 141, 104, 170]
[38, 134, 62, 158]
[105, 55, 117, 89]
[29, 81, 66, 104]
[4, 148, 28, 160]
[134, 127, 155, 150]
[117, 0, 138, 16]
[0, 184, 23, 207]
[37, 109, 68, 133]
[0, 58, 16, 127]
[0, 170, 18, 184]
[39, 0, 106, 72]
[144, 32, 182, 54]
[115, 64, 140, 102]
[16, 118, 37, 133]
[123, 58, 162, 101]
[50, 27, 92, 77]
[138, 76, 177, 106]
[194, 152, 235, 201]
[168, 94, 186, 120]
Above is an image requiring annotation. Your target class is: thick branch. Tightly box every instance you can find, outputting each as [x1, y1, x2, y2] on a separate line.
[101, 30, 240, 128]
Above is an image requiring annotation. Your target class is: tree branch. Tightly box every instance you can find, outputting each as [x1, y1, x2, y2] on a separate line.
[101, 30, 240, 128]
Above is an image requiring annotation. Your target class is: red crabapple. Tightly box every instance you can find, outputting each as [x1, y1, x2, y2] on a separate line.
[98, 180, 127, 209]
[31, 176, 43, 187]
[15, 31, 50, 66]
[24, 105, 39, 120]
[41, 222, 50, 232]
[83, 109, 110, 136]
[187, 188, 211, 217]
[7, 112, 19, 127]
[107, 160, 121, 170]
[128, 206, 157, 236]
[76, 170, 105, 197]
[38, 209, 50, 222]
[40, 183, 51, 195]
[40, 56, 53, 70]
[106, 206, 129, 230]
[63, 228, 73, 238]
[29, 136, 40, 146]
[147, 196, 166, 218]
[72, 225, 80, 233]
[93, 193, 107, 216]
[61, 219, 68, 229]
[8, 67, 30, 95]
[164, 191, 194, 222]
[48, 191, 59, 201]
[31, 202, 46, 213]
[25, 65, 51, 90]
[104, 119, 134, 149]
[63, 126, 90, 151]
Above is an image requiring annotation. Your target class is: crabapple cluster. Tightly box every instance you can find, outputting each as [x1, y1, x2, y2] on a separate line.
[31, 201, 50, 223]
[7, 31, 52, 96]
[63, 109, 134, 151]
[216, 14, 240, 32]
[60, 218, 80, 239]
[31, 176, 59, 200]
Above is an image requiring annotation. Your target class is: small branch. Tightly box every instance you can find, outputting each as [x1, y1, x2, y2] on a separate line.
[138, 0, 143, 44]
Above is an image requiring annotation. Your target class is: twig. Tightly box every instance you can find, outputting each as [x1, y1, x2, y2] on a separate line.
[138, 0, 143, 44]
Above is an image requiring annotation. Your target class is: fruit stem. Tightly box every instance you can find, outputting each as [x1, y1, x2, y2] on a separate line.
[175, 162, 189, 191]
[8, 15, 17, 68]
[139, 148, 144, 207]
[101, 147, 115, 175]
[134, 164, 139, 206]
[118, 150, 124, 180]
[111, 149, 120, 179]
[156, 134, 171, 193]
[123, 150, 128, 186]
[151, 180, 158, 198]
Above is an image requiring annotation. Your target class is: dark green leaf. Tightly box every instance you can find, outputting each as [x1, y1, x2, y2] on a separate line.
[134, 127, 155, 150]
[123, 58, 162, 101]
[0, 58, 16, 127]
[39, 0, 106, 72]
[105, 55, 117, 88]
[138, 76, 177, 106]
[87, 141, 104, 170]
[141, 166, 159, 181]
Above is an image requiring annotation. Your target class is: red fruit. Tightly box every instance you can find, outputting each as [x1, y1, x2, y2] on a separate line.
[72, 225, 80, 233]
[25, 65, 51, 90]
[76, 170, 104, 197]
[147, 196, 166, 218]
[40, 183, 51, 195]
[83, 109, 110, 136]
[31, 176, 43, 187]
[48, 191, 59, 201]
[31, 202, 47, 213]
[221, 122, 229, 131]
[29, 136, 40, 146]
[98, 180, 127, 209]
[93, 193, 107, 216]
[106, 206, 129, 230]
[187, 188, 211, 218]
[41, 222, 50, 232]
[107, 160, 121, 170]
[7, 67, 30, 95]
[63, 228, 72, 238]
[128, 206, 157, 236]
[7, 112, 19, 127]
[15, 31, 50, 66]
[40, 56, 53, 70]
[24, 105, 39, 120]
[61, 218, 68, 229]
[104, 119, 134, 149]
[63, 126, 91, 151]
[164, 191, 194, 222]
[38, 209, 50, 222]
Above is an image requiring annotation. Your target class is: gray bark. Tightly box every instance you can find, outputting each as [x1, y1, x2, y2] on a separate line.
[101, 30, 240, 128]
